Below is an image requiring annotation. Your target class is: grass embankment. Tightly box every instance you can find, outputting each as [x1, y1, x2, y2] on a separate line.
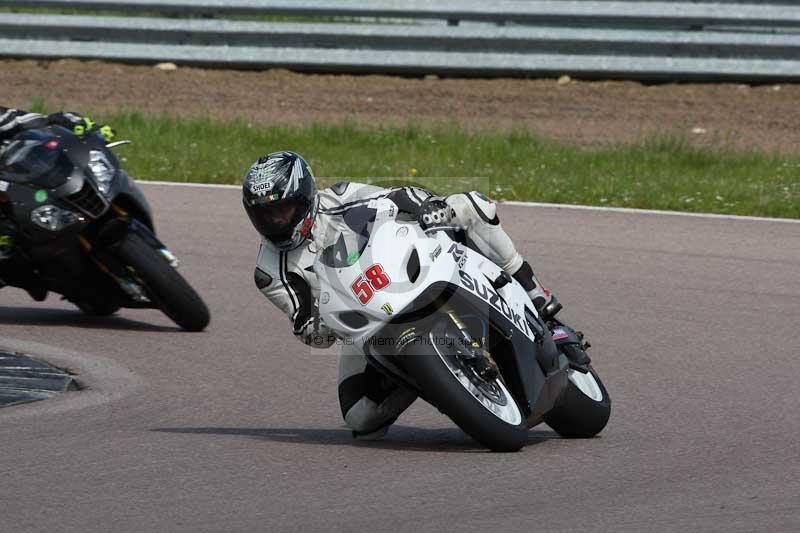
[64, 112, 800, 218]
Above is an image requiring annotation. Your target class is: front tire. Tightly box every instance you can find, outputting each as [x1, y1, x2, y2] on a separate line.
[545, 365, 610, 438]
[402, 321, 528, 452]
[115, 232, 210, 331]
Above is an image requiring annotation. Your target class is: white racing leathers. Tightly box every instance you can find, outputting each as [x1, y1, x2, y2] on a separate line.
[254, 181, 528, 436]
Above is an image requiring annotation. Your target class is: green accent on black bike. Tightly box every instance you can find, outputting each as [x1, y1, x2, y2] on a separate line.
[72, 117, 116, 141]
[99, 125, 115, 141]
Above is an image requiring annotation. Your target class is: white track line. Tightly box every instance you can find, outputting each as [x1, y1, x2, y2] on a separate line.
[138, 179, 800, 224]
[503, 200, 800, 224]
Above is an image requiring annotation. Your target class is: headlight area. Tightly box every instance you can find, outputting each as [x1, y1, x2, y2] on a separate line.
[31, 204, 85, 231]
[88, 150, 115, 194]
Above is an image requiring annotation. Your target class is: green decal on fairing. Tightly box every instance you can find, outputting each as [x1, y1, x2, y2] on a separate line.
[34, 190, 47, 202]
[346, 251, 361, 265]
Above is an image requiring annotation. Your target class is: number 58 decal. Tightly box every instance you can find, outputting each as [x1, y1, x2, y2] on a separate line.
[351, 264, 391, 304]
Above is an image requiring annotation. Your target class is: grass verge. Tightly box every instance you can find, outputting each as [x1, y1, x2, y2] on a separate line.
[34, 109, 800, 218]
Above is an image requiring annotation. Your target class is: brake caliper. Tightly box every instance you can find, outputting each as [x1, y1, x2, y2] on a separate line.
[460, 341, 499, 381]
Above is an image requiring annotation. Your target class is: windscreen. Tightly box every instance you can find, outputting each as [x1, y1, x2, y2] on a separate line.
[319, 205, 377, 268]
[0, 130, 75, 188]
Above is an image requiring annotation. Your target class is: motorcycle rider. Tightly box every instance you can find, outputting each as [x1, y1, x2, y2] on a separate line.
[0, 106, 114, 294]
[0, 106, 114, 143]
[243, 150, 561, 438]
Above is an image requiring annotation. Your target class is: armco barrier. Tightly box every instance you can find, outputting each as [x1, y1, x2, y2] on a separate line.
[1, 1, 799, 81]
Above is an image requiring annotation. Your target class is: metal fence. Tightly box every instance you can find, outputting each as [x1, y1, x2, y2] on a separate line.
[1, 1, 799, 81]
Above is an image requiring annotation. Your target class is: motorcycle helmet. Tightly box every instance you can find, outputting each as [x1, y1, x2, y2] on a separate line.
[242, 151, 317, 250]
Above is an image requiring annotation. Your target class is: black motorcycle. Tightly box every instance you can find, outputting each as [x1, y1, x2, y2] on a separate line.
[0, 126, 209, 331]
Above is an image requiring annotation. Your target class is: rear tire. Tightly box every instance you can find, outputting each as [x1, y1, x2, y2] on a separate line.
[115, 232, 210, 331]
[545, 365, 610, 438]
[402, 321, 528, 452]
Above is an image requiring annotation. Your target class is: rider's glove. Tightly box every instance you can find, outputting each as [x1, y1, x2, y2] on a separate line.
[97, 125, 116, 142]
[295, 305, 337, 349]
[47, 112, 116, 142]
[418, 197, 455, 230]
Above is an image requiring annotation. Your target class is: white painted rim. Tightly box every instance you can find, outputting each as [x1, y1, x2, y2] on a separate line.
[430, 333, 523, 426]
[568, 369, 604, 402]
[136, 179, 800, 224]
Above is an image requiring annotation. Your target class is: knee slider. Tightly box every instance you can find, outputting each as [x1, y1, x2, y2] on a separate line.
[469, 192, 498, 224]
[344, 401, 390, 434]
[449, 192, 499, 226]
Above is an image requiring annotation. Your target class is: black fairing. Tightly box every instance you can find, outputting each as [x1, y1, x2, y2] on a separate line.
[0, 127, 74, 187]
[1, 127, 154, 233]
[1, 126, 102, 185]
[0, 127, 158, 306]
[106, 170, 155, 231]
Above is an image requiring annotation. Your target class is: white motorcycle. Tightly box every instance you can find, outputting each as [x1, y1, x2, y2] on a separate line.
[315, 198, 610, 452]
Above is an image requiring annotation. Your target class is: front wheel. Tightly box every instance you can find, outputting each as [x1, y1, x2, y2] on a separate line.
[545, 365, 610, 438]
[115, 232, 210, 331]
[402, 321, 528, 452]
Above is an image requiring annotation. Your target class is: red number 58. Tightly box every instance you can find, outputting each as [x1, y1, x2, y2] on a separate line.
[351, 263, 391, 304]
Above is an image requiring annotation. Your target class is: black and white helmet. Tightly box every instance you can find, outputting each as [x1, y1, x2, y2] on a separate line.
[242, 151, 317, 250]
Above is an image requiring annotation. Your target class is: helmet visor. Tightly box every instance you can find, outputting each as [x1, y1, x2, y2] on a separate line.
[247, 196, 310, 243]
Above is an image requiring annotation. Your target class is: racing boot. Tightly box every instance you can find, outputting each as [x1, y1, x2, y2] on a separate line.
[512, 260, 562, 320]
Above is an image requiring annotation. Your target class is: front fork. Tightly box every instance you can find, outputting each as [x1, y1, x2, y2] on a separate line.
[442, 305, 500, 381]
[79, 204, 179, 304]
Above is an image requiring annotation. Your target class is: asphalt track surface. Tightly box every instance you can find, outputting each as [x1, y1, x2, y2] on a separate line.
[1, 184, 798, 532]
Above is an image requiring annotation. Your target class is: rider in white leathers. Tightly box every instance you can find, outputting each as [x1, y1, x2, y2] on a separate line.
[243, 151, 560, 438]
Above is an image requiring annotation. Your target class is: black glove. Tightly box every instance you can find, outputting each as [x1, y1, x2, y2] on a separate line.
[418, 197, 455, 230]
[47, 112, 116, 142]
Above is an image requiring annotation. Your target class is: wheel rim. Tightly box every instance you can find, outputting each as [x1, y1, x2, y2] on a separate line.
[568, 369, 604, 402]
[429, 332, 523, 426]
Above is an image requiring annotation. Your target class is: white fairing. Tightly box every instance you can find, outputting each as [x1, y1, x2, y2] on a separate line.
[315, 198, 539, 350]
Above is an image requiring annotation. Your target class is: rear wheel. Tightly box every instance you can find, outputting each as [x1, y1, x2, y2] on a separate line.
[115, 232, 210, 331]
[402, 321, 528, 452]
[545, 365, 610, 438]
